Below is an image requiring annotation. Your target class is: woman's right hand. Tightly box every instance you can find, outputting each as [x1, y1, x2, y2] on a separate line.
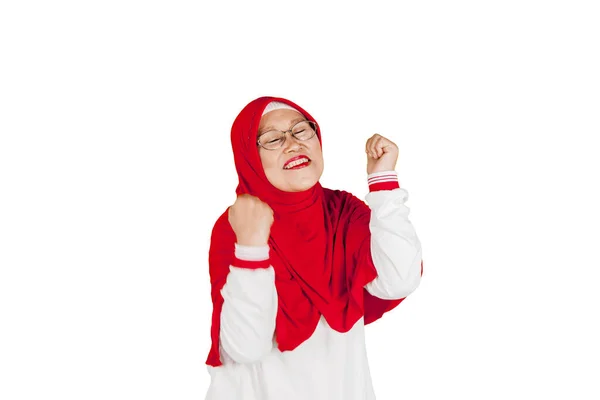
[228, 194, 274, 246]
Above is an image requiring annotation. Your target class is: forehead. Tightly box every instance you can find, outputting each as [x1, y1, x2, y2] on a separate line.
[258, 109, 306, 133]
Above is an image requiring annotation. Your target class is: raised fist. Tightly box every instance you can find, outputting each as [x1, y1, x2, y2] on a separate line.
[365, 134, 399, 174]
[228, 194, 274, 246]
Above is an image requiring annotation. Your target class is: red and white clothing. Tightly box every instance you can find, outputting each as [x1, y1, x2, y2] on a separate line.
[205, 172, 423, 400]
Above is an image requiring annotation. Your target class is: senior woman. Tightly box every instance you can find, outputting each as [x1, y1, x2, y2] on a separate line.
[205, 96, 423, 400]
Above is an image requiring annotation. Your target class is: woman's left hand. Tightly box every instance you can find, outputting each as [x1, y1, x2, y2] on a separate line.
[365, 134, 399, 174]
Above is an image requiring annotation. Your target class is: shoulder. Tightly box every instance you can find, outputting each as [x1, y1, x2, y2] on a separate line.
[209, 208, 235, 251]
[208, 208, 236, 281]
[323, 187, 355, 201]
[322, 187, 369, 216]
[211, 208, 231, 234]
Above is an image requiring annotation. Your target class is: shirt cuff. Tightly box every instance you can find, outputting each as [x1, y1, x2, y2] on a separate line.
[233, 244, 271, 269]
[368, 171, 400, 191]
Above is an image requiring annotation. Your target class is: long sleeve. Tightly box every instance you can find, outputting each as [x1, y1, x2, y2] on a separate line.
[219, 244, 278, 364]
[364, 171, 423, 300]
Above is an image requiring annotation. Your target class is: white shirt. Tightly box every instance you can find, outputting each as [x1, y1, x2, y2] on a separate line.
[205, 184, 422, 400]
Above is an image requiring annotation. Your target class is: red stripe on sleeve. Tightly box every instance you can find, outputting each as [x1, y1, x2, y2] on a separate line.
[369, 181, 400, 192]
[232, 257, 271, 269]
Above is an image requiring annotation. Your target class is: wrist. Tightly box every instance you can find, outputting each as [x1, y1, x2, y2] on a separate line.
[234, 243, 270, 260]
[233, 243, 270, 269]
[235, 234, 269, 247]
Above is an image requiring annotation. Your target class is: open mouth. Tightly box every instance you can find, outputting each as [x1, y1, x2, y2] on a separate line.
[283, 156, 311, 170]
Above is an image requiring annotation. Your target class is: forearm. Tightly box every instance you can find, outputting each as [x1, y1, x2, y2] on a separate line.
[219, 244, 277, 364]
[364, 171, 423, 299]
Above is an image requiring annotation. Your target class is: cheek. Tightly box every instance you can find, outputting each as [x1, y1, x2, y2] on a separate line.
[311, 143, 324, 164]
[259, 150, 279, 172]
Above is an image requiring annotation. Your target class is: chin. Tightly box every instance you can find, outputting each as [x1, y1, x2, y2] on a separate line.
[287, 177, 319, 192]
[268, 168, 323, 192]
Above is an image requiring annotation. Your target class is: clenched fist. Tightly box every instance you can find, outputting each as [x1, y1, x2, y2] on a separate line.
[228, 194, 274, 246]
[365, 134, 399, 174]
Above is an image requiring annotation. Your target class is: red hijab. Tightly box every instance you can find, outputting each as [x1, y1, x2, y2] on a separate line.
[206, 96, 404, 367]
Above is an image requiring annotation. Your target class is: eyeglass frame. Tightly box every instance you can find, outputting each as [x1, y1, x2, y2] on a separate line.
[256, 120, 319, 150]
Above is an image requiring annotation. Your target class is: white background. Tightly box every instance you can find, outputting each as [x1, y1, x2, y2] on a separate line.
[1, 0, 599, 399]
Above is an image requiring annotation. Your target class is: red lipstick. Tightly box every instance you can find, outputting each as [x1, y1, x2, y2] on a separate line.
[283, 155, 311, 170]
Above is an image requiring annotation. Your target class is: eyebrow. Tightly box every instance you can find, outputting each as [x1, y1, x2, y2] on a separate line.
[258, 117, 307, 136]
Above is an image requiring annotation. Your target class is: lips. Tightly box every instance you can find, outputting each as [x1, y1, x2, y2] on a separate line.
[283, 155, 311, 169]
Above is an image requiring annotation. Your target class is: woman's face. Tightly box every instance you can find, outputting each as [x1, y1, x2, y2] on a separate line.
[257, 109, 324, 192]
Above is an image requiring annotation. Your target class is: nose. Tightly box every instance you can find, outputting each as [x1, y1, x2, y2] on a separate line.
[283, 132, 303, 152]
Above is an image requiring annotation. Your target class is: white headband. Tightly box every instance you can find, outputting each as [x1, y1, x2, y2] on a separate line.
[261, 101, 301, 117]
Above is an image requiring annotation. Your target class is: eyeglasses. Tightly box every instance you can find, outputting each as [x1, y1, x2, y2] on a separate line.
[257, 120, 318, 150]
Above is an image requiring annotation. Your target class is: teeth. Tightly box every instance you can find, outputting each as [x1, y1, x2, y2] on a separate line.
[285, 158, 309, 169]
